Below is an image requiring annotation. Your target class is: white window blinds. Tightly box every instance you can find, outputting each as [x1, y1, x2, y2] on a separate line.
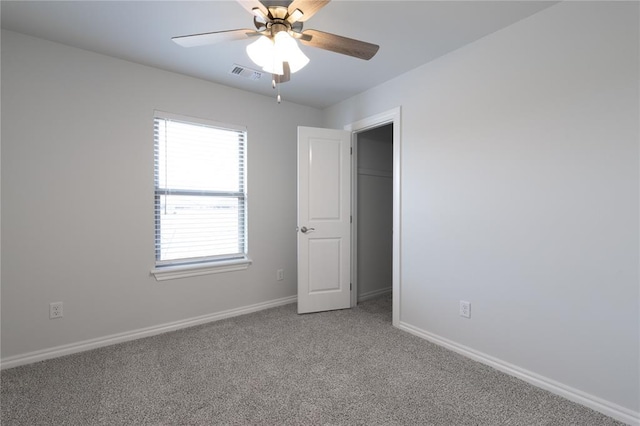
[154, 113, 247, 267]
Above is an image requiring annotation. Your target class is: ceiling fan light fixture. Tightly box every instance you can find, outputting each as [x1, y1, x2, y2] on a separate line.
[246, 36, 283, 75]
[273, 31, 309, 73]
[246, 35, 274, 69]
[246, 31, 309, 76]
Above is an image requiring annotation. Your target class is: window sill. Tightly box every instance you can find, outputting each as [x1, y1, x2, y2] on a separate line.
[151, 257, 252, 281]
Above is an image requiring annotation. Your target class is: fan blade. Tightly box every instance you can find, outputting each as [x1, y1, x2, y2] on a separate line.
[287, 0, 330, 22]
[299, 29, 379, 60]
[172, 29, 260, 48]
[236, 0, 269, 18]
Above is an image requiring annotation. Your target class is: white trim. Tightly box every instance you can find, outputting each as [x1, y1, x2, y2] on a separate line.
[345, 106, 402, 327]
[0, 295, 296, 371]
[350, 134, 359, 309]
[154, 110, 247, 132]
[398, 321, 640, 426]
[358, 287, 392, 303]
[151, 256, 252, 281]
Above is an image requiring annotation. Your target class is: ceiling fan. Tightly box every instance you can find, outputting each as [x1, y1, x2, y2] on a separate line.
[172, 0, 379, 101]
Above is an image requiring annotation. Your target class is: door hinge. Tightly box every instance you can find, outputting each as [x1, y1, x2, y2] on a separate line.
[350, 147, 353, 155]
[350, 215, 352, 223]
[350, 283, 352, 291]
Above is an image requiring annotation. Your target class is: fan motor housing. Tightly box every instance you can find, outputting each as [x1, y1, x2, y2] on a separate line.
[269, 22, 289, 36]
[254, 6, 303, 37]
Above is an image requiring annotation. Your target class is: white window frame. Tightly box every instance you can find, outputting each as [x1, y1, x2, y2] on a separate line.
[150, 111, 251, 281]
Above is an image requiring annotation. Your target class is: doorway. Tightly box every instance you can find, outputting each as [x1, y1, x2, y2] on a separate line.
[296, 109, 401, 322]
[354, 124, 393, 305]
[345, 107, 401, 327]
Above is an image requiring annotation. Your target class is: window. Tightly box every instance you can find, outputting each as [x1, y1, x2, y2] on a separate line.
[151, 112, 250, 280]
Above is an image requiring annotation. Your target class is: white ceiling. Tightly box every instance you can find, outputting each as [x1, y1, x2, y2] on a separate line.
[1, 1, 557, 109]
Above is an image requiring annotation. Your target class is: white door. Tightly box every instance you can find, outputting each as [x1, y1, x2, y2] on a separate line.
[297, 126, 352, 314]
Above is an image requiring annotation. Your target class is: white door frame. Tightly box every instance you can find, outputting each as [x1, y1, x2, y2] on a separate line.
[345, 107, 401, 327]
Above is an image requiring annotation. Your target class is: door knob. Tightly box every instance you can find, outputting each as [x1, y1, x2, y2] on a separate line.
[300, 226, 315, 234]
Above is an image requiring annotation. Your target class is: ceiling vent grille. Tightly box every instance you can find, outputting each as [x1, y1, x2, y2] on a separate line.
[229, 64, 262, 81]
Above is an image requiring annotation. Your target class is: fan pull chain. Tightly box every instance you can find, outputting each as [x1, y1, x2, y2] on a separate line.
[272, 77, 282, 104]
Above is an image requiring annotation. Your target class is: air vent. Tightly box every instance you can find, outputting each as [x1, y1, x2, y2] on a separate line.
[229, 64, 262, 81]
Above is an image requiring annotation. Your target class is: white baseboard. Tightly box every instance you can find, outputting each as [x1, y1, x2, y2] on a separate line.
[398, 322, 639, 426]
[1, 295, 297, 371]
[358, 287, 392, 302]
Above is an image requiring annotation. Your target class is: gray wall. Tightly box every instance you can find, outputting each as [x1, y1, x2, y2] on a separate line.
[325, 1, 639, 415]
[357, 125, 393, 301]
[1, 30, 322, 359]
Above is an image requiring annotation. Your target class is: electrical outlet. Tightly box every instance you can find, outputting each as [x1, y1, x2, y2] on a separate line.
[459, 300, 470, 319]
[276, 269, 284, 281]
[50, 302, 63, 319]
